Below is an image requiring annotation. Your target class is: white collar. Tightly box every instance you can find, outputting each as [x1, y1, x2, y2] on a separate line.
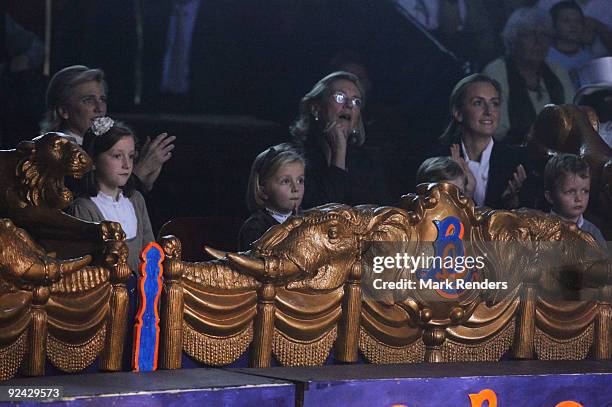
[266, 207, 292, 224]
[96, 190, 125, 203]
[550, 209, 583, 227]
[461, 137, 494, 163]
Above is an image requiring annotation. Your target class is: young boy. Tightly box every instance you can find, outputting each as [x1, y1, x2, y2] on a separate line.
[544, 153, 606, 247]
[416, 156, 470, 194]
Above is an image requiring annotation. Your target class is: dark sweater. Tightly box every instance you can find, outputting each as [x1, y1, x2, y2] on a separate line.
[238, 209, 279, 251]
[301, 142, 388, 208]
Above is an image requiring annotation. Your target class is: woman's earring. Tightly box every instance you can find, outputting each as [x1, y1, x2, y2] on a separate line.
[313, 111, 319, 121]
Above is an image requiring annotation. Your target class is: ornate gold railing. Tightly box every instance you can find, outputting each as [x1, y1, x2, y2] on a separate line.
[157, 184, 611, 368]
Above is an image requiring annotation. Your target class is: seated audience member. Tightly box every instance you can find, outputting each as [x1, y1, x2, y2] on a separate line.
[69, 117, 155, 271]
[575, 56, 612, 147]
[544, 153, 606, 247]
[416, 156, 471, 196]
[290, 71, 388, 208]
[41, 65, 175, 192]
[547, 1, 596, 86]
[238, 143, 305, 251]
[483, 7, 575, 144]
[537, 0, 612, 56]
[438, 74, 529, 209]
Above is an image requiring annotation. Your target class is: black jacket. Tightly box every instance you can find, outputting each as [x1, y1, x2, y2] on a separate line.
[301, 142, 389, 208]
[433, 141, 534, 209]
[238, 209, 279, 252]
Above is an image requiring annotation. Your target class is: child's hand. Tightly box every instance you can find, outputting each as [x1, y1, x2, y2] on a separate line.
[450, 144, 475, 197]
[501, 164, 527, 209]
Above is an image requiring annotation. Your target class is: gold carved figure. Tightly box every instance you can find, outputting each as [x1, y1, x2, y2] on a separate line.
[159, 183, 610, 367]
[530, 104, 612, 238]
[0, 133, 124, 244]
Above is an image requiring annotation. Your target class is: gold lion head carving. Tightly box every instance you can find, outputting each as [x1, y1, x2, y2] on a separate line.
[14, 133, 92, 209]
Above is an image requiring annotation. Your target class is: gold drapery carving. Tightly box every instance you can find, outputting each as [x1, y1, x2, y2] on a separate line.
[273, 327, 337, 366]
[179, 270, 257, 366]
[535, 324, 594, 360]
[183, 322, 253, 366]
[272, 287, 342, 366]
[47, 325, 107, 372]
[359, 328, 425, 364]
[441, 320, 515, 362]
[158, 184, 610, 368]
[0, 331, 27, 380]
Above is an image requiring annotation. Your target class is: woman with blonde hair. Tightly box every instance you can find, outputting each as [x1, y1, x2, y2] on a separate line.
[437, 73, 530, 209]
[290, 71, 387, 207]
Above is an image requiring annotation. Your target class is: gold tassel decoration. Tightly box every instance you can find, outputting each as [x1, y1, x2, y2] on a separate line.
[22, 287, 50, 376]
[336, 259, 362, 362]
[594, 286, 612, 359]
[0, 332, 27, 380]
[273, 327, 337, 366]
[99, 241, 131, 372]
[159, 236, 184, 370]
[251, 283, 275, 367]
[359, 328, 425, 364]
[534, 324, 594, 360]
[513, 285, 537, 359]
[441, 320, 515, 362]
[183, 322, 252, 366]
[47, 327, 106, 372]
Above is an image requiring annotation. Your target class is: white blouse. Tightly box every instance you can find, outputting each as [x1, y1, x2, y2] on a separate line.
[462, 139, 494, 207]
[91, 191, 137, 239]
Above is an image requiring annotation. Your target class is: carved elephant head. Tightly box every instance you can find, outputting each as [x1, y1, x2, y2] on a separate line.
[214, 204, 413, 290]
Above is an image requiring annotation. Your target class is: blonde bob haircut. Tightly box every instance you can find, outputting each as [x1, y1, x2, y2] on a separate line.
[246, 143, 305, 213]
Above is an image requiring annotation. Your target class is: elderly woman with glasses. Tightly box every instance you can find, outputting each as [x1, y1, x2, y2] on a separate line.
[290, 71, 388, 208]
[483, 7, 575, 145]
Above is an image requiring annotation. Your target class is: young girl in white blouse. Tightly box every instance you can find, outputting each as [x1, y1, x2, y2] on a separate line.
[70, 117, 155, 271]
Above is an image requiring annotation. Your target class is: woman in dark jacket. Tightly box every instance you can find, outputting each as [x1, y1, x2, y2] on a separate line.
[437, 74, 530, 209]
[290, 71, 387, 208]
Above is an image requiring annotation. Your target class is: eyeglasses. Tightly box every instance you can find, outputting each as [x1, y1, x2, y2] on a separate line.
[331, 91, 362, 108]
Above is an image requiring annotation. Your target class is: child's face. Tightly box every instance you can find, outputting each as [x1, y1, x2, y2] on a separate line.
[95, 136, 135, 196]
[555, 8, 584, 44]
[545, 174, 590, 222]
[261, 162, 305, 214]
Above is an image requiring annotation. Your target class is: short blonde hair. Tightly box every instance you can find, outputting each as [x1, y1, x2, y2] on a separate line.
[416, 156, 466, 186]
[246, 143, 305, 212]
[40, 65, 107, 133]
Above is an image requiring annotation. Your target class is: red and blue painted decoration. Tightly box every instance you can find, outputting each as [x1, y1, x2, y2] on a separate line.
[132, 242, 165, 372]
[415, 216, 476, 299]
